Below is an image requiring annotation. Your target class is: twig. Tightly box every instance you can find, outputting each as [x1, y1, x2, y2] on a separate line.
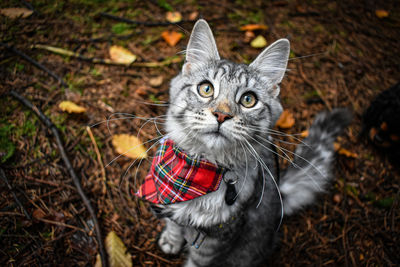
[86, 126, 107, 194]
[0, 211, 25, 217]
[131, 245, 177, 264]
[100, 12, 195, 26]
[9, 90, 108, 267]
[0, 42, 67, 88]
[32, 44, 182, 67]
[0, 168, 31, 220]
[298, 64, 332, 110]
[37, 218, 87, 232]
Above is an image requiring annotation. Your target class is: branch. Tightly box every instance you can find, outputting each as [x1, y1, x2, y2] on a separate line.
[9, 90, 108, 267]
[32, 44, 182, 67]
[100, 12, 195, 26]
[0, 168, 31, 220]
[298, 64, 332, 110]
[0, 42, 68, 88]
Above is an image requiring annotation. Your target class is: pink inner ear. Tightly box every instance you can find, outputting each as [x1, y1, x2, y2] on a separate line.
[182, 63, 192, 75]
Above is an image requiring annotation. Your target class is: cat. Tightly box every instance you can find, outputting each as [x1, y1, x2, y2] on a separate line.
[137, 19, 351, 267]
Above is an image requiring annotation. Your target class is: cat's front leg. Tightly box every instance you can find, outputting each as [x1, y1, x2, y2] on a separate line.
[158, 218, 185, 254]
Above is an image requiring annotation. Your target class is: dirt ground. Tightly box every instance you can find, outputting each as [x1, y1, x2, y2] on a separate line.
[1, 0, 399, 266]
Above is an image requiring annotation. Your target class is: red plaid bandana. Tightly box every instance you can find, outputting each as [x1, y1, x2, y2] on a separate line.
[135, 139, 225, 204]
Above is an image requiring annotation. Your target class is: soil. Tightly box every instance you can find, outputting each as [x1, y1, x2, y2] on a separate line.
[0, 0, 399, 266]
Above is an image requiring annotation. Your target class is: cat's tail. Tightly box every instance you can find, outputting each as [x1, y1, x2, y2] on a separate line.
[279, 108, 352, 215]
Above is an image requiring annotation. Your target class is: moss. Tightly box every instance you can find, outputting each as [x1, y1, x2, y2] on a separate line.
[0, 122, 16, 163]
[157, 0, 173, 11]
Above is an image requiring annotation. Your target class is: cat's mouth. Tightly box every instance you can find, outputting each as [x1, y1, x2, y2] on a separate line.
[204, 129, 229, 140]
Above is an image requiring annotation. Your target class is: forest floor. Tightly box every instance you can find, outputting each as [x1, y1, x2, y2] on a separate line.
[1, 0, 399, 266]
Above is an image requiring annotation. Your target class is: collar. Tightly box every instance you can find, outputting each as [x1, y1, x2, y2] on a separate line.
[135, 139, 225, 204]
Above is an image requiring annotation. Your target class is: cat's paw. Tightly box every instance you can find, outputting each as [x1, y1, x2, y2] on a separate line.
[158, 228, 185, 255]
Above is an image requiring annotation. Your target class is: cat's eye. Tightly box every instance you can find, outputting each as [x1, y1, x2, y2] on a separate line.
[240, 92, 257, 108]
[197, 82, 214, 98]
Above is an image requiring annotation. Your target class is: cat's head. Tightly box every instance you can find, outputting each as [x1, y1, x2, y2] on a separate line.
[166, 19, 289, 155]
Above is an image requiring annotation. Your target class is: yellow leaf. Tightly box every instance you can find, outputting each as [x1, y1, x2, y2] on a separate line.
[166, 11, 182, 23]
[240, 24, 268, 31]
[161, 31, 183, 47]
[0, 8, 33, 19]
[109, 45, 137, 64]
[276, 110, 295, 129]
[250, 35, 267, 48]
[59, 101, 86, 113]
[112, 134, 147, 159]
[95, 231, 132, 267]
[375, 9, 389, 18]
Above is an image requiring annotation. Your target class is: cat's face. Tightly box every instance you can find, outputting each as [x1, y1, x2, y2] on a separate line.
[166, 20, 290, 152]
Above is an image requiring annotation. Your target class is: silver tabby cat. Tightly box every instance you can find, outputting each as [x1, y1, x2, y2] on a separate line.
[151, 20, 351, 266]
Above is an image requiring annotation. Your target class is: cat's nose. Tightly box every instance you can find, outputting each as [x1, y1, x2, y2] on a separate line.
[212, 111, 233, 123]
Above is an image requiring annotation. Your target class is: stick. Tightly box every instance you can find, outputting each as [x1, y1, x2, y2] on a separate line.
[131, 245, 177, 264]
[32, 44, 182, 67]
[9, 90, 108, 267]
[0, 168, 32, 220]
[0, 42, 68, 88]
[100, 12, 195, 26]
[298, 64, 332, 110]
[37, 218, 87, 232]
[86, 126, 107, 194]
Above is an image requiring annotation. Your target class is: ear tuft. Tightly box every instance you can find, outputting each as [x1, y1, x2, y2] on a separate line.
[249, 39, 290, 86]
[183, 19, 220, 75]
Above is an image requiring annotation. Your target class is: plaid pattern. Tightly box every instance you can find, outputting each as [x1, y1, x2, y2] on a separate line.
[135, 139, 225, 204]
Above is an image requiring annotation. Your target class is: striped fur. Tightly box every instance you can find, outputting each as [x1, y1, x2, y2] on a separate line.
[154, 20, 351, 266]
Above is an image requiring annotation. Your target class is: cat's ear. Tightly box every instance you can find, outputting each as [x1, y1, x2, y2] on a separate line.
[250, 38, 290, 89]
[183, 19, 220, 75]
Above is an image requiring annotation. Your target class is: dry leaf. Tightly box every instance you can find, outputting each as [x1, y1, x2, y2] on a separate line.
[161, 31, 183, 47]
[240, 24, 268, 31]
[0, 7, 33, 19]
[32, 208, 46, 220]
[112, 134, 147, 159]
[334, 142, 358, 158]
[149, 76, 163, 87]
[189, 11, 199, 21]
[59, 101, 86, 113]
[300, 130, 309, 138]
[250, 35, 267, 48]
[375, 9, 389, 18]
[109, 45, 137, 64]
[95, 231, 132, 267]
[276, 110, 295, 129]
[244, 31, 255, 43]
[166, 11, 182, 23]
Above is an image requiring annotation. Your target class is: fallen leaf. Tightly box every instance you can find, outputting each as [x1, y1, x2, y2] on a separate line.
[32, 208, 46, 220]
[189, 11, 199, 21]
[166, 11, 182, 23]
[334, 142, 358, 158]
[149, 76, 163, 87]
[109, 45, 137, 64]
[0, 7, 33, 19]
[250, 35, 267, 48]
[244, 31, 255, 43]
[112, 134, 147, 159]
[59, 101, 86, 113]
[95, 231, 132, 267]
[300, 130, 309, 138]
[276, 110, 295, 129]
[375, 9, 389, 18]
[240, 24, 268, 31]
[161, 31, 183, 47]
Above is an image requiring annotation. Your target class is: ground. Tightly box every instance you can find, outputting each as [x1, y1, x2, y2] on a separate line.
[0, 0, 399, 266]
